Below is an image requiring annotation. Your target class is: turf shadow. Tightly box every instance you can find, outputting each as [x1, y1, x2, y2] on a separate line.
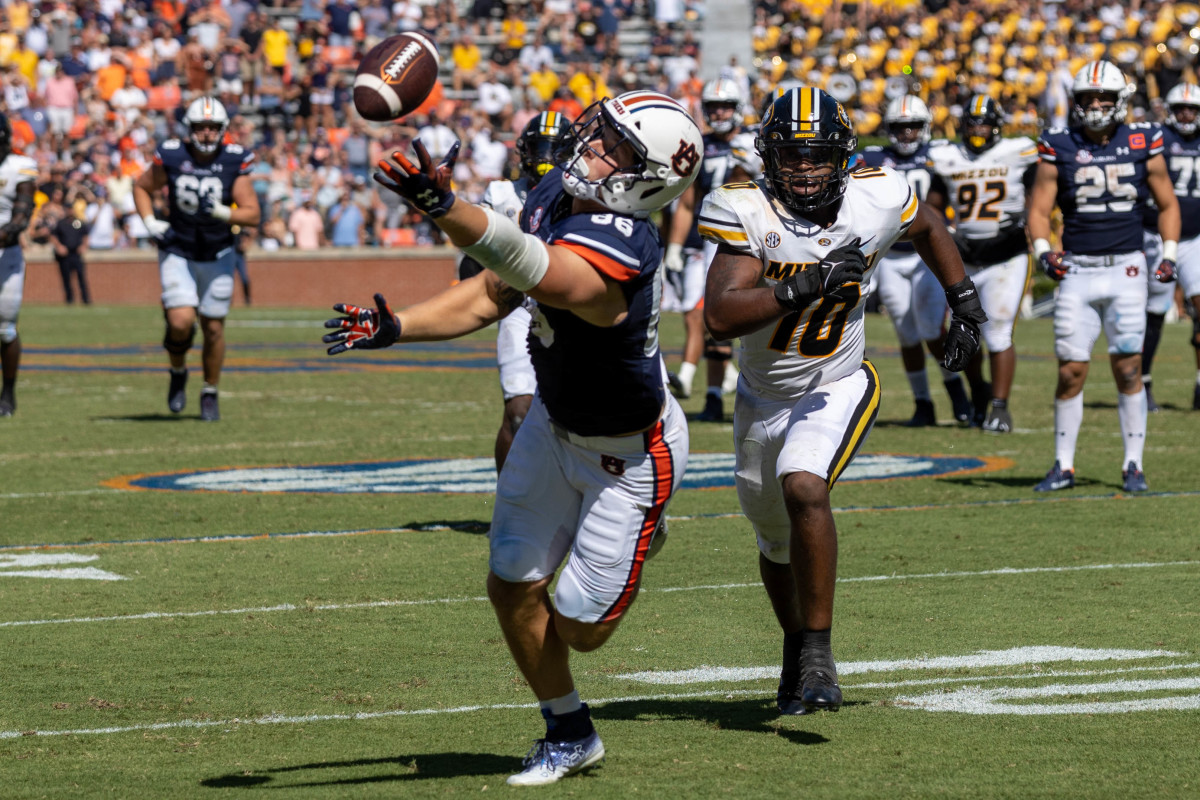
[199, 752, 522, 788]
[591, 696, 836, 746]
[91, 413, 194, 422]
[399, 520, 491, 535]
[937, 475, 1104, 490]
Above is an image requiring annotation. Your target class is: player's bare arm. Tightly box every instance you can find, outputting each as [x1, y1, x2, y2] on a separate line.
[1145, 153, 1181, 244]
[132, 162, 168, 218]
[901, 200, 967, 287]
[0, 182, 34, 246]
[227, 175, 262, 227]
[703, 243, 781, 340]
[664, 181, 696, 269]
[1025, 160, 1059, 245]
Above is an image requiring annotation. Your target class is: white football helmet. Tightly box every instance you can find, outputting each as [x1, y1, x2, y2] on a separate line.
[1071, 61, 1133, 131]
[1165, 82, 1200, 136]
[701, 78, 744, 135]
[883, 94, 932, 156]
[184, 96, 229, 156]
[560, 91, 703, 218]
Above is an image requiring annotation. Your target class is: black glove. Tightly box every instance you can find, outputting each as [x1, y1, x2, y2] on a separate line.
[322, 293, 401, 355]
[774, 242, 868, 311]
[374, 139, 459, 218]
[942, 277, 987, 372]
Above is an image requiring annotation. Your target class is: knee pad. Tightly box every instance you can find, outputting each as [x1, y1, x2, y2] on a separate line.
[704, 337, 732, 361]
[1193, 318, 1200, 350]
[0, 322, 16, 343]
[163, 323, 196, 355]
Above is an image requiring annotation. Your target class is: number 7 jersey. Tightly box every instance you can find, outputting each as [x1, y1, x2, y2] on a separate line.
[698, 169, 917, 399]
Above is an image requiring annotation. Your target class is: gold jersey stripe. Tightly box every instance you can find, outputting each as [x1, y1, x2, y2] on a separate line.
[698, 224, 749, 242]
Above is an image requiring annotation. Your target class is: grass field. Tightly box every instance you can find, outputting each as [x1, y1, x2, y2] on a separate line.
[2, 300, 1199, 798]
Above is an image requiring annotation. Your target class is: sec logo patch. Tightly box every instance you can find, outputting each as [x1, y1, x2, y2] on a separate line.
[765, 232, 781, 249]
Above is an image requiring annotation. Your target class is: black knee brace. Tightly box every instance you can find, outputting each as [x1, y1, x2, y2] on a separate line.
[163, 323, 196, 355]
[1192, 317, 1200, 350]
[704, 336, 732, 361]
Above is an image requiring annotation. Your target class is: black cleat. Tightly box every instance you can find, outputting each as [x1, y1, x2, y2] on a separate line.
[0, 395, 13, 417]
[799, 652, 842, 713]
[945, 379, 973, 426]
[1145, 384, 1160, 413]
[904, 399, 936, 427]
[200, 390, 220, 422]
[697, 393, 724, 422]
[971, 381, 992, 427]
[168, 369, 188, 414]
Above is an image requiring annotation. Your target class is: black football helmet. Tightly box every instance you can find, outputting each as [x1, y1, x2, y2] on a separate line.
[0, 113, 11, 163]
[961, 94, 1003, 154]
[516, 110, 570, 185]
[755, 87, 857, 213]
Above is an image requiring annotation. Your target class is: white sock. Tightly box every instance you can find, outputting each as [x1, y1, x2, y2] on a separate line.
[907, 370, 932, 402]
[677, 361, 696, 395]
[1117, 389, 1147, 470]
[203, 383, 218, 394]
[938, 366, 959, 382]
[540, 690, 582, 716]
[1054, 393, 1084, 471]
[722, 361, 739, 394]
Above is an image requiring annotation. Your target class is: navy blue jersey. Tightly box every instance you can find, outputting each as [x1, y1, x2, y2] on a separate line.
[154, 139, 255, 260]
[859, 142, 933, 253]
[1038, 123, 1163, 255]
[521, 168, 666, 436]
[1142, 126, 1200, 239]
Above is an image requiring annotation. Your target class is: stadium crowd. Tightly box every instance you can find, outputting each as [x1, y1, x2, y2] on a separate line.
[2, 0, 1199, 253]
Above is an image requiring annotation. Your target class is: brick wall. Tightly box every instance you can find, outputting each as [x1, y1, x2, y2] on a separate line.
[24, 246, 460, 308]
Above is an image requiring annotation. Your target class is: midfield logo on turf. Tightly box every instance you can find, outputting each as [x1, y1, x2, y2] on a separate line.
[108, 453, 1007, 494]
[0, 553, 126, 581]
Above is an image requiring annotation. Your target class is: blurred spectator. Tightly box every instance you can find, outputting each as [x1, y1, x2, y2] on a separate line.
[452, 32, 483, 92]
[477, 64, 514, 129]
[469, 126, 508, 181]
[527, 60, 562, 104]
[257, 16, 291, 72]
[215, 38, 248, 110]
[325, 0, 356, 47]
[327, 190, 364, 246]
[110, 73, 148, 125]
[416, 110, 459, 161]
[288, 197, 326, 249]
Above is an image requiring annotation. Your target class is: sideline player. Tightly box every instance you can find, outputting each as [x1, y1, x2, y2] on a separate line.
[861, 95, 976, 426]
[457, 111, 570, 470]
[927, 94, 1039, 432]
[1027, 61, 1180, 492]
[324, 91, 700, 785]
[0, 113, 38, 417]
[1141, 82, 1200, 411]
[133, 97, 260, 421]
[662, 78, 758, 419]
[701, 88, 984, 715]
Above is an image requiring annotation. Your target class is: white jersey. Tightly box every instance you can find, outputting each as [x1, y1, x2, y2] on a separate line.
[0, 153, 38, 228]
[699, 167, 917, 399]
[927, 137, 1037, 242]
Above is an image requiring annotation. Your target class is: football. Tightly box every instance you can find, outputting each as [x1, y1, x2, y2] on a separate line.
[353, 32, 440, 122]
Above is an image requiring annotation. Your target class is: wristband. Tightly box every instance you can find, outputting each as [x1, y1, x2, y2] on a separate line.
[1033, 238, 1051, 258]
[1163, 240, 1178, 262]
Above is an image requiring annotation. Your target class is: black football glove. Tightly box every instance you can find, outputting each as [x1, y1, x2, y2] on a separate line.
[323, 293, 401, 355]
[942, 277, 987, 372]
[374, 138, 459, 218]
[1155, 258, 1177, 283]
[774, 242, 869, 311]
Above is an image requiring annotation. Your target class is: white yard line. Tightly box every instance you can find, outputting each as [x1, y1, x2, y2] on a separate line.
[1, 560, 1196, 629]
[4, 661, 1198, 740]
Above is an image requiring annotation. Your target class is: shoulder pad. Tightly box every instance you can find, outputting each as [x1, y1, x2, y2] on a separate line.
[162, 139, 183, 150]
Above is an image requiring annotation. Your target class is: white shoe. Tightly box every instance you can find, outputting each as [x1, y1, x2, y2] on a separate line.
[506, 731, 605, 786]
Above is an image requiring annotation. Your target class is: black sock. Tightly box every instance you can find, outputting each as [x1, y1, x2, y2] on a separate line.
[782, 629, 803, 676]
[802, 628, 832, 652]
[543, 703, 594, 743]
[1143, 312, 1166, 376]
[1, 378, 14, 398]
